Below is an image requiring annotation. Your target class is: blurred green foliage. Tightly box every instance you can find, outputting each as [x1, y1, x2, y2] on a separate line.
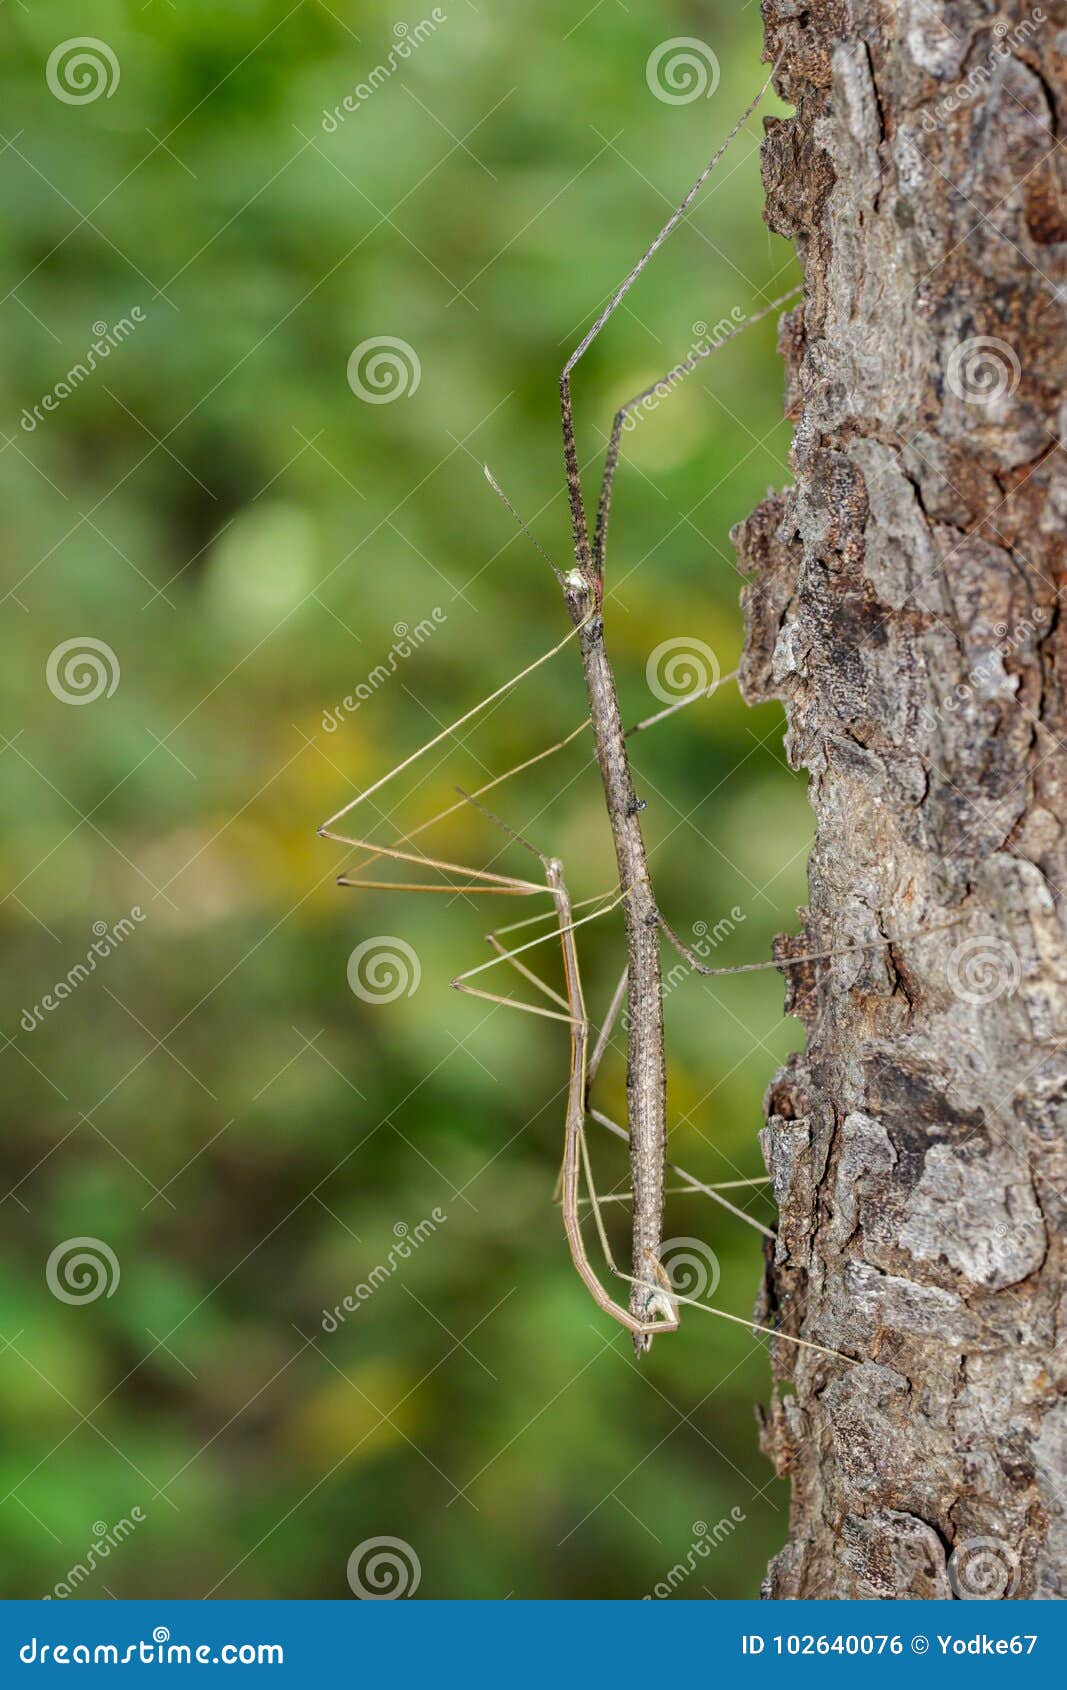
[0, 0, 808, 1598]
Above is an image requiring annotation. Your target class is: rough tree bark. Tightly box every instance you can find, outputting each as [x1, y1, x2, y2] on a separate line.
[732, 0, 1066, 1598]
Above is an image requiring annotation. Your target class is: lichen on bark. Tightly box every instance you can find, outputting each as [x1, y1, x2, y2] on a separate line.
[732, 0, 1066, 1599]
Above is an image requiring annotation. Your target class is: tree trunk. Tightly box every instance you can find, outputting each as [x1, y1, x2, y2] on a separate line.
[733, 0, 1066, 1600]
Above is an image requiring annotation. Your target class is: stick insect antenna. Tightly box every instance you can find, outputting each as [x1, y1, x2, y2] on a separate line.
[595, 286, 800, 574]
[559, 60, 781, 581]
[483, 464, 565, 585]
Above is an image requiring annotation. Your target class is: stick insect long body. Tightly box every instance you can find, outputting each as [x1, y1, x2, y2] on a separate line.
[563, 581, 667, 1344]
[323, 65, 874, 1362]
[322, 669, 950, 1361]
[551, 68, 788, 1343]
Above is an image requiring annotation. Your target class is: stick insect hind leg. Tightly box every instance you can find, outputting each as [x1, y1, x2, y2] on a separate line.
[449, 816, 854, 1360]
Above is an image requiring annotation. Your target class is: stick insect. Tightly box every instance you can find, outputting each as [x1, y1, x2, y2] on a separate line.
[320, 63, 899, 1362]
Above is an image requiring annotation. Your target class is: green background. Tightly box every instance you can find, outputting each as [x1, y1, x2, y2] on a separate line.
[0, 0, 809, 1598]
